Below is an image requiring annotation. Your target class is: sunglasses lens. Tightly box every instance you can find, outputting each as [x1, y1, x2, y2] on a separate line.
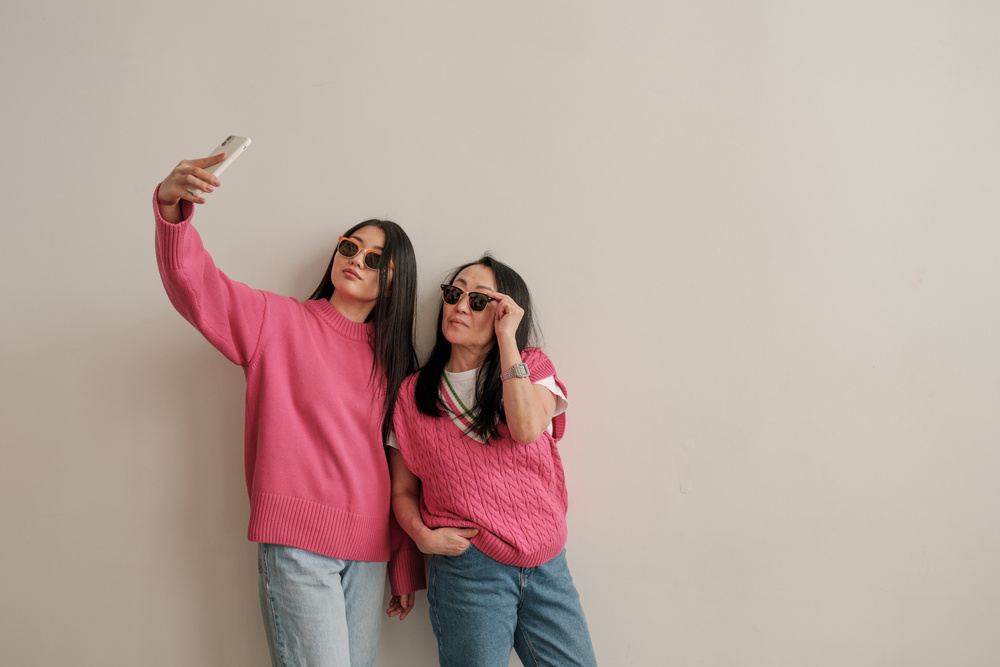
[338, 239, 359, 257]
[364, 252, 382, 270]
[441, 285, 461, 304]
[469, 294, 490, 311]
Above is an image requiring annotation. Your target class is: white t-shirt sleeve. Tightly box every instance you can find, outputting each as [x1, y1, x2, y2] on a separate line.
[385, 431, 400, 450]
[535, 375, 568, 417]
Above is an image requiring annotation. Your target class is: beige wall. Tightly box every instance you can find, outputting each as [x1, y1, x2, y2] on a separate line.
[2, 2, 999, 665]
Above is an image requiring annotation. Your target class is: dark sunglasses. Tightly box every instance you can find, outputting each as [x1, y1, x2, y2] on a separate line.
[440, 284, 495, 311]
[337, 237, 392, 270]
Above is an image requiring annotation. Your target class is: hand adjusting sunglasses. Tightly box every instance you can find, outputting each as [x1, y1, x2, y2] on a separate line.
[337, 237, 393, 270]
[440, 284, 495, 311]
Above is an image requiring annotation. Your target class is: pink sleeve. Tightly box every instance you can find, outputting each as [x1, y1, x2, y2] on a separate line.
[386, 510, 427, 595]
[153, 185, 266, 365]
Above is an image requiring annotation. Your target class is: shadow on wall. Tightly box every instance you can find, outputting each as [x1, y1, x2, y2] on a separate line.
[151, 337, 271, 666]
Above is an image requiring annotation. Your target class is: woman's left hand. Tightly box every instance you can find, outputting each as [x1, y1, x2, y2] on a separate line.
[486, 290, 523, 342]
[386, 593, 414, 621]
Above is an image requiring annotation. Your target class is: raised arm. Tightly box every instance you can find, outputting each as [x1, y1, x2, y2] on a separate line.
[487, 291, 557, 444]
[153, 154, 266, 366]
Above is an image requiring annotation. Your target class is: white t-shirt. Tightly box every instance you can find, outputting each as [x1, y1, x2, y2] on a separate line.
[386, 368, 567, 449]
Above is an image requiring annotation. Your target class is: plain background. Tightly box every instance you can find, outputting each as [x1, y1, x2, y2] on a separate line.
[2, 2, 999, 665]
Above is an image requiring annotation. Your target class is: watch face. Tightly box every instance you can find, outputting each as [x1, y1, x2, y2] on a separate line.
[503, 362, 530, 380]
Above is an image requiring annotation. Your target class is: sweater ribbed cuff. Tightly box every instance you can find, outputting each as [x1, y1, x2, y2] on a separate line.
[153, 185, 195, 270]
[388, 545, 427, 595]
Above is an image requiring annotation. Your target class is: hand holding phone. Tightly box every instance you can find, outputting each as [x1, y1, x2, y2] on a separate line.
[156, 135, 252, 223]
[186, 135, 251, 196]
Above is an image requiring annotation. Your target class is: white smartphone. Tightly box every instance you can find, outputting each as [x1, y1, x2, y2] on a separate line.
[187, 134, 251, 196]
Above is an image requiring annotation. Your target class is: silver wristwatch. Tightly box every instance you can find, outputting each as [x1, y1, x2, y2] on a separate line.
[500, 362, 530, 381]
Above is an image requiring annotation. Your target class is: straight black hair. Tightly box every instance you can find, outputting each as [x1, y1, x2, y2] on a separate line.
[414, 253, 539, 443]
[308, 219, 418, 445]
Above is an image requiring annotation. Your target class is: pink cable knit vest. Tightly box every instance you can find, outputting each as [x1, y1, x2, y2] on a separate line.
[393, 348, 571, 567]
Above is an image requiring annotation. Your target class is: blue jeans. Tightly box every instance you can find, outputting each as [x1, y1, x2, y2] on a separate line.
[257, 543, 385, 667]
[428, 546, 597, 667]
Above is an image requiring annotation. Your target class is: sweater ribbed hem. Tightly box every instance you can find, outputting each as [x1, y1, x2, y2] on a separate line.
[248, 491, 390, 562]
[470, 524, 568, 568]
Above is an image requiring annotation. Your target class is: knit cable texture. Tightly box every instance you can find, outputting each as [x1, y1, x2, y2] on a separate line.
[395, 348, 570, 567]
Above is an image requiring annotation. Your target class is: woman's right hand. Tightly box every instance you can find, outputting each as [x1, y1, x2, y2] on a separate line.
[417, 526, 479, 556]
[156, 154, 227, 222]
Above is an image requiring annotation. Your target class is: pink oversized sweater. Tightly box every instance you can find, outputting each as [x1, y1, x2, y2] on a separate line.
[393, 348, 571, 567]
[153, 189, 425, 595]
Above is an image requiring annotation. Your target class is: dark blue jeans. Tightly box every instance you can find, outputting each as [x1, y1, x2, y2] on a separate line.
[428, 546, 598, 666]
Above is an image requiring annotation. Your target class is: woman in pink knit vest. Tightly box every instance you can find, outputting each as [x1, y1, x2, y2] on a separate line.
[154, 153, 425, 667]
[389, 254, 598, 666]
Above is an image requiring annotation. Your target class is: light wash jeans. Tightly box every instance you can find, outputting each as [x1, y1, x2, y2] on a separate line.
[428, 546, 598, 667]
[257, 543, 385, 667]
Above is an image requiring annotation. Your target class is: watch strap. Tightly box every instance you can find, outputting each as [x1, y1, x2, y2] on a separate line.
[501, 362, 530, 381]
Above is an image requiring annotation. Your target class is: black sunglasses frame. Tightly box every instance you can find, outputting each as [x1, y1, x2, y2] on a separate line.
[440, 284, 495, 312]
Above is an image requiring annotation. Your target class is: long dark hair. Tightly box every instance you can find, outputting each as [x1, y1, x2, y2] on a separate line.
[414, 253, 538, 443]
[309, 219, 418, 445]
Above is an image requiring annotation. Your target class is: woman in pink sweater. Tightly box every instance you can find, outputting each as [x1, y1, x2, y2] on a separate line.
[155, 153, 424, 667]
[389, 254, 597, 666]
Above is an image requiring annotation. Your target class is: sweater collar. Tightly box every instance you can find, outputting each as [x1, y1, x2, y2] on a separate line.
[307, 298, 373, 342]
